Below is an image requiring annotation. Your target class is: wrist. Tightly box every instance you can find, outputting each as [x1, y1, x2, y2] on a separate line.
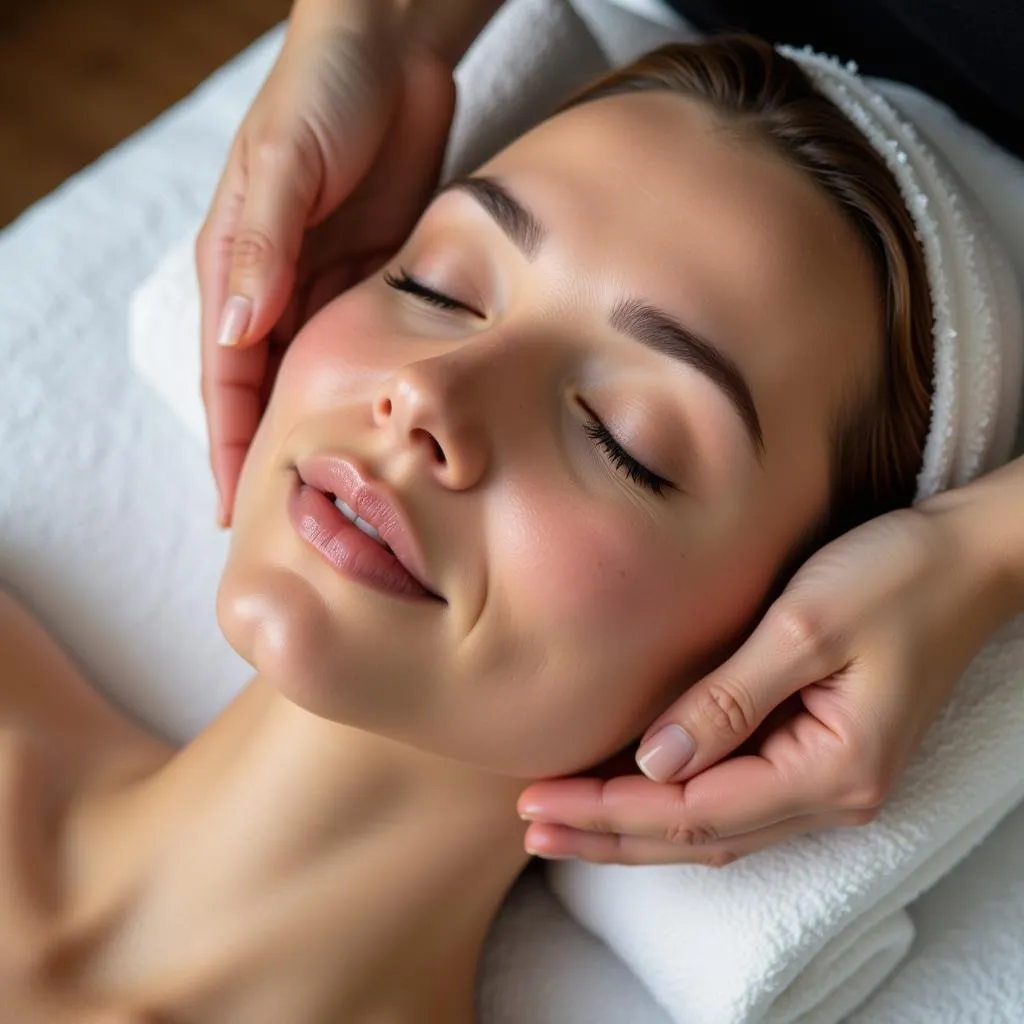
[917, 454, 1024, 627]
[288, 0, 400, 45]
[397, 0, 505, 68]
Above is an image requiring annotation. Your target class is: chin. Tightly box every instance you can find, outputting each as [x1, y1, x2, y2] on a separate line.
[215, 560, 351, 714]
[216, 556, 439, 735]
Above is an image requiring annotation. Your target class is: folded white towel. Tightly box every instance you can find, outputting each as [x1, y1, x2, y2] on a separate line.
[551, 632, 1024, 1023]
[129, 3, 1024, 1023]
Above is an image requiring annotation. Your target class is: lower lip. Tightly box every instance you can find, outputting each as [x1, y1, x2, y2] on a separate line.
[288, 480, 437, 601]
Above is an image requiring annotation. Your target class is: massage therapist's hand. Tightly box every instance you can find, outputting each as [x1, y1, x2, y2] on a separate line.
[196, 0, 457, 526]
[518, 465, 1024, 865]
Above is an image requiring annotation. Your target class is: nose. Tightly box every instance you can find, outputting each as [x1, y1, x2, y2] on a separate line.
[373, 352, 490, 491]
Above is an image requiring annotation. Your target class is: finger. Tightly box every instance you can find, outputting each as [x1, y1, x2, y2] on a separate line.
[198, 132, 317, 523]
[201, 336, 268, 526]
[636, 598, 847, 782]
[197, 141, 247, 360]
[197, 152, 250, 518]
[520, 709, 846, 842]
[524, 807, 870, 866]
[220, 131, 321, 349]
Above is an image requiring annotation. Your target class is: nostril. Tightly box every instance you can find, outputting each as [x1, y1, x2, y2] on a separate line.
[412, 428, 446, 465]
[379, 397, 393, 417]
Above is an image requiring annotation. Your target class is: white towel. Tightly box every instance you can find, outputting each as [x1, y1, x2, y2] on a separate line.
[550, 626, 1024, 1023]
[776, 46, 1023, 499]
[128, 3, 1024, 1022]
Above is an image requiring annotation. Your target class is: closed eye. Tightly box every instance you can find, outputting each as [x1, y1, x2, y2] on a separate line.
[386, 267, 674, 497]
[582, 412, 673, 497]
[383, 268, 483, 317]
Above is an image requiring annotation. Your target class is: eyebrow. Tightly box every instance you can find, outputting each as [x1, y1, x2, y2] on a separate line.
[440, 175, 547, 260]
[437, 174, 765, 459]
[609, 299, 764, 459]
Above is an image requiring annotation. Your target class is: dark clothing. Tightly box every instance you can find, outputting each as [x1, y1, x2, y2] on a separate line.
[663, 0, 1024, 160]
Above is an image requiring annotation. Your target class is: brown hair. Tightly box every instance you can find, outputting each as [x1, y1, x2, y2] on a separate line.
[562, 34, 934, 573]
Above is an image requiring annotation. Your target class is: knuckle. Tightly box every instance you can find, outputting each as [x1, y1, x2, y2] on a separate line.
[195, 223, 223, 283]
[768, 601, 833, 666]
[837, 767, 891, 812]
[845, 806, 881, 827]
[591, 790, 622, 835]
[687, 822, 720, 846]
[663, 821, 718, 846]
[195, 213, 234, 273]
[662, 822, 691, 845]
[696, 680, 756, 739]
[250, 133, 298, 173]
[232, 228, 277, 273]
[697, 849, 738, 869]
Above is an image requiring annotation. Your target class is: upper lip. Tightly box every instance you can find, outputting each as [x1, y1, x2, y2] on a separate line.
[295, 454, 442, 599]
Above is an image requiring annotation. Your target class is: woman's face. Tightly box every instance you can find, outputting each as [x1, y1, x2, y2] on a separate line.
[219, 91, 882, 778]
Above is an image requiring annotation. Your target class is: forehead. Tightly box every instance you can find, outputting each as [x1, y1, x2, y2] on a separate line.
[479, 89, 882, 481]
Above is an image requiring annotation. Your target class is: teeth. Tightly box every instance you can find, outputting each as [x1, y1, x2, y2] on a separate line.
[333, 497, 392, 552]
[354, 516, 383, 543]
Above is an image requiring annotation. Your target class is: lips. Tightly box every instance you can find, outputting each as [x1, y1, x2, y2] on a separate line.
[291, 455, 443, 602]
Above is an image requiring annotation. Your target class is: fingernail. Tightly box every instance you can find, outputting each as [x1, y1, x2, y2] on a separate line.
[525, 845, 574, 860]
[217, 294, 251, 347]
[636, 724, 696, 782]
[518, 801, 549, 821]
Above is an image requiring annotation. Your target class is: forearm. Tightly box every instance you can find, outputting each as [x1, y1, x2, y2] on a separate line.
[919, 451, 1024, 623]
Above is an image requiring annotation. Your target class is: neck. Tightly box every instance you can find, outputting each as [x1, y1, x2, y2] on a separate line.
[56, 675, 531, 1023]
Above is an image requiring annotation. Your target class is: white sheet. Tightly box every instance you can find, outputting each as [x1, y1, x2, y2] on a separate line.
[0, 3, 1021, 1020]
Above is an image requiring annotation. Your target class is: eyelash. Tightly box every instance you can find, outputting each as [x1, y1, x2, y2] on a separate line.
[384, 268, 467, 311]
[384, 268, 672, 498]
[583, 417, 672, 497]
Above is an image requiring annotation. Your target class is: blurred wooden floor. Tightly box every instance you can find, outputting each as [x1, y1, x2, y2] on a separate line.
[0, 0, 292, 228]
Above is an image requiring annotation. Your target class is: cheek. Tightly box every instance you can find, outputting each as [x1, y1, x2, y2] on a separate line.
[484, 493, 782, 776]
[503, 495, 752, 666]
[269, 287, 394, 416]
[234, 287, 397, 519]
[528, 515, 674, 638]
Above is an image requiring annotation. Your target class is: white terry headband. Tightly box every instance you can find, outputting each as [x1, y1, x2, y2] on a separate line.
[777, 45, 1023, 500]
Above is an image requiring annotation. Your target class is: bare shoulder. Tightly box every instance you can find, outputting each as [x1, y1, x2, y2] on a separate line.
[0, 592, 176, 1013]
[0, 588, 176, 785]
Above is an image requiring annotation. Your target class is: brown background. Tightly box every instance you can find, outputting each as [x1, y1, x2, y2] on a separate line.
[0, 0, 292, 228]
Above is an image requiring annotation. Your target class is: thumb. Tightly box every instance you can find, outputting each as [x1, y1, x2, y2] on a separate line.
[217, 135, 321, 349]
[635, 604, 835, 783]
